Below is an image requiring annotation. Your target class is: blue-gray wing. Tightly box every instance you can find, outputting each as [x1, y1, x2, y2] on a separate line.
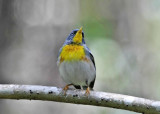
[83, 45, 96, 69]
[89, 52, 96, 69]
[83, 45, 96, 89]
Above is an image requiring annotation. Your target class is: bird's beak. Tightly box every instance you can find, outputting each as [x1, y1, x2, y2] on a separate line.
[73, 27, 83, 44]
[78, 27, 83, 34]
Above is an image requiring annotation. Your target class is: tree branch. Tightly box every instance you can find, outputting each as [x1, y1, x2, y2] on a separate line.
[0, 84, 159, 114]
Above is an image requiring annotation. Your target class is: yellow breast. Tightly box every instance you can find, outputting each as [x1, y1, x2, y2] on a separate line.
[60, 45, 85, 63]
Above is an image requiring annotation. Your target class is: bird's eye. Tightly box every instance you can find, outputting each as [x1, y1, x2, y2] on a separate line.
[73, 31, 77, 34]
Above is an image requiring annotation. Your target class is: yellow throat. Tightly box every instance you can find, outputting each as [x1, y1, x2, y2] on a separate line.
[60, 45, 85, 63]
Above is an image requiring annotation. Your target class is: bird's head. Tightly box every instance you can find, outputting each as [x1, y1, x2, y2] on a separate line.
[65, 27, 85, 45]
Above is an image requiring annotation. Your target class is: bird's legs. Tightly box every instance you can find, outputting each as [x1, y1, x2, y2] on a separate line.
[85, 87, 90, 96]
[63, 84, 91, 96]
[63, 84, 72, 95]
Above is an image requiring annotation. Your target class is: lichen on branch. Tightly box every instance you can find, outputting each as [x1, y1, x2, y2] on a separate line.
[0, 84, 160, 114]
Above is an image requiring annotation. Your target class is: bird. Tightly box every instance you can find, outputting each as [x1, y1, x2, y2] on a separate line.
[57, 27, 96, 95]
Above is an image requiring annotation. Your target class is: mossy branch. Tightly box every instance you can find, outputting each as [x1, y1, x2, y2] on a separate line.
[0, 84, 160, 114]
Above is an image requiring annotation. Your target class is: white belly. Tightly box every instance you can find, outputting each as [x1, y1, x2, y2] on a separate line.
[59, 60, 96, 86]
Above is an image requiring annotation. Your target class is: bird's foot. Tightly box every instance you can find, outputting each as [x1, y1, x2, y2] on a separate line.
[85, 87, 90, 96]
[63, 84, 72, 95]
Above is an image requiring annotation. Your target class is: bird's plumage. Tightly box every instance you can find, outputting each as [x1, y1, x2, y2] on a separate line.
[57, 28, 96, 91]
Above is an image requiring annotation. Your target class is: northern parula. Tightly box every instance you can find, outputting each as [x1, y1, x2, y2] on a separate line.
[57, 27, 96, 95]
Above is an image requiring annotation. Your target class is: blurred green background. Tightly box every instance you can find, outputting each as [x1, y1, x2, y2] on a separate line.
[0, 0, 160, 114]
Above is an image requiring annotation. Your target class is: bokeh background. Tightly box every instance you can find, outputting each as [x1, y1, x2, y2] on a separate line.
[0, 0, 160, 114]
